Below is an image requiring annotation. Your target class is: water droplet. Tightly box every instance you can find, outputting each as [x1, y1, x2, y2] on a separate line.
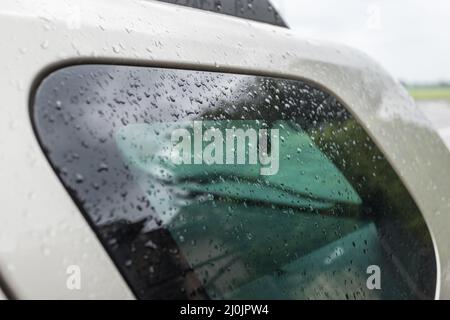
[40, 41, 49, 49]
[75, 173, 84, 183]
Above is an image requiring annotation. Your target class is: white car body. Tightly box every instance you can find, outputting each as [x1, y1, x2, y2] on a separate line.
[0, 0, 449, 299]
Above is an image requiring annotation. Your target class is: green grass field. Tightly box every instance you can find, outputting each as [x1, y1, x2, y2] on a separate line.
[407, 86, 450, 101]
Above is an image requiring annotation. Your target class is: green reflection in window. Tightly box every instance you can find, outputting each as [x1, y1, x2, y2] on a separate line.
[112, 120, 413, 299]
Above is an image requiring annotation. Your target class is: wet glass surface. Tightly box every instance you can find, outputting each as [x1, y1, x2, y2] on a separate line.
[33, 65, 436, 299]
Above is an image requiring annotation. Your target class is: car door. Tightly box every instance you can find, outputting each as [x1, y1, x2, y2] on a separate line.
[1, 0, 449, 299]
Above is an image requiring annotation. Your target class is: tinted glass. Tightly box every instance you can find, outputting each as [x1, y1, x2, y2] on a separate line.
[32, 65, 436, 299]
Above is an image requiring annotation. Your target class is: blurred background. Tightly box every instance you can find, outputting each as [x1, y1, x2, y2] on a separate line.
[271, 0, 450, 148]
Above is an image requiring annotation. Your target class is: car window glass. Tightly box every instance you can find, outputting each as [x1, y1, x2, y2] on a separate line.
[33, 65, 436, 299]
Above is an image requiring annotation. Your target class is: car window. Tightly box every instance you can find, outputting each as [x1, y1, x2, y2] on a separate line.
[32, 65, 436, 299]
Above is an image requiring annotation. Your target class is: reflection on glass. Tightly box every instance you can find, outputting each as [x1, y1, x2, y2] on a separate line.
[33, 65, 436, 299]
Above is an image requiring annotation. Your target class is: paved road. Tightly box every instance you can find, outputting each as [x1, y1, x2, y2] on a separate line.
[417, 100, 450, 150]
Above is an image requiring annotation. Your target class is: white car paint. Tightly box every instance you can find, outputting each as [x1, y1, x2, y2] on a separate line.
[0, 288, 6, 300]
[0, 0, 449, 299]
[417, 101, 450, 150]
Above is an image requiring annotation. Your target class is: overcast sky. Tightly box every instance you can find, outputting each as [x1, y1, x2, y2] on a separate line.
[271, 0, 450, 84]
